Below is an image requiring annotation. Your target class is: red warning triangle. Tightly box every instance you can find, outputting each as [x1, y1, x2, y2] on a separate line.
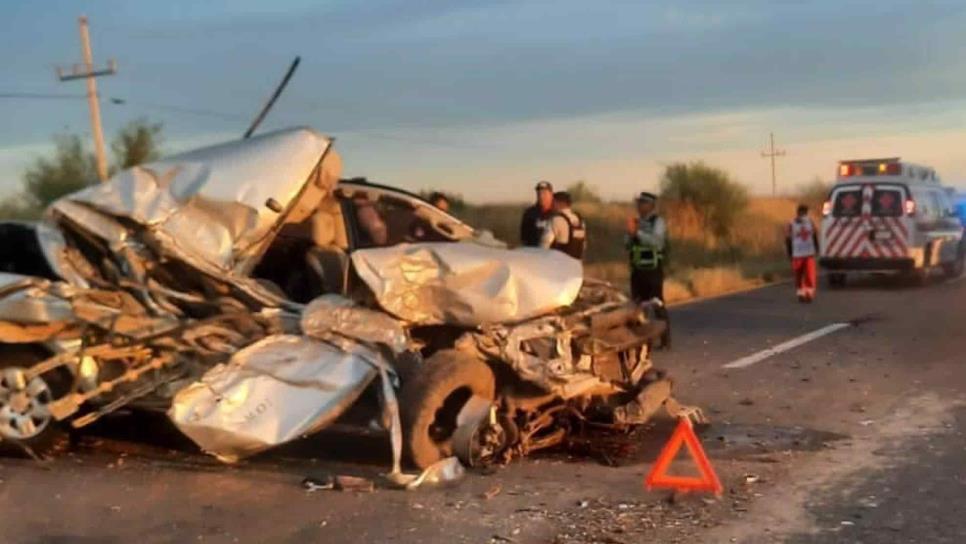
[645, 418, 723, 495]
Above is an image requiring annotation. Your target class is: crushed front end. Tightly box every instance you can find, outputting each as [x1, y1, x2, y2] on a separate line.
[449, 280, 705, 467]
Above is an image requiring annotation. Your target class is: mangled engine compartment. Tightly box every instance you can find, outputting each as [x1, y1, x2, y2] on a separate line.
[0, 242, 303, 453]
[442, 280, 699, 467]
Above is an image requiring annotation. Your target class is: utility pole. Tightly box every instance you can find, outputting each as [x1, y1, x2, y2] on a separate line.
[55, 16, 117, 182]
[760, 132, 786, 197]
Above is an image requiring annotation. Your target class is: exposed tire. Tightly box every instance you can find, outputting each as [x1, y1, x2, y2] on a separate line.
[826, 273, 846, 288]
[943, 249, 964, 279]
[399, 349, 495, 469]
[904, 267, 928, 287]
[0, 346, 71, 458]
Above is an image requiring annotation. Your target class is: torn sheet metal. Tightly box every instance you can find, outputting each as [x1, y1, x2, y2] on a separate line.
[34, 221, 92, 288]
[69, 289, 179, 340]
[0, 273, 76, 325]
[0, 273, 79, 343]
[501, 319, 578, 387]
[300, 294, 409, 354]
[50, 127, 333, 274]
[168, 335, 378, 462]
[351, 243, 583, 326]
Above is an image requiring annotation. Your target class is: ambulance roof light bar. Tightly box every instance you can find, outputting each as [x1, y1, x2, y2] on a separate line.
[839, 157, 901, 165]
[836, 158, 939, 184]
[838, 160, 901, 178]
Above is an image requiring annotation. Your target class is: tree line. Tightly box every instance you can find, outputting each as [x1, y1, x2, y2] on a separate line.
[2, 121, 830, 243]
[0, 119, 162, 219]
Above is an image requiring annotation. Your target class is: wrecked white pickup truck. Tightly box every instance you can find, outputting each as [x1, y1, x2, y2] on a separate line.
[0, 127, 700, 478]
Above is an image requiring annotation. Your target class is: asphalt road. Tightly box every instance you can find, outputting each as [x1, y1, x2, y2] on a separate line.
[1, 271, 965, 544]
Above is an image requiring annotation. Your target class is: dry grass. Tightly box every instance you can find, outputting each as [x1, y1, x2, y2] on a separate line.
[683, 267, 764, 298]
[663, 278, 693, 304]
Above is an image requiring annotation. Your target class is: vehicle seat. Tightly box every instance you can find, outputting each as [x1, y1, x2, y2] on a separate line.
[311, 198, 348, 249]
[306, 246, 349, 296]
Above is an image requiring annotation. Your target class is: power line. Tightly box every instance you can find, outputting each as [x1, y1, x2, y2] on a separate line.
[0, 90, 246, 121]
[109, 97, 248, 121]
[0, 92, 85, 100]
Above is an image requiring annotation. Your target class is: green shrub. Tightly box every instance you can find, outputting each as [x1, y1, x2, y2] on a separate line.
[659, 162, 749, 239]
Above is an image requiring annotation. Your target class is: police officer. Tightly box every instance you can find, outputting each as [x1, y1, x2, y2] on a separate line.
[520, 181, 554, 247]
[539, 191, 586, 260]
[626, 191, 671, 348]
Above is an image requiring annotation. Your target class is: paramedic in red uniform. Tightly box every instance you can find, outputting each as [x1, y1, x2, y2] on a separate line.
[785, 204, 819, 302]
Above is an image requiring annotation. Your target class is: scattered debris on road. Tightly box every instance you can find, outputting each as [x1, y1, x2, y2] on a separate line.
[482, 484, 502, 500]
[334, 475, 375, 493]
[301, 476, 334, 492]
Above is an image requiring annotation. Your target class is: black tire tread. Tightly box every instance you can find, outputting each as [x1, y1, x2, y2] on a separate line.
[398, 349, 495, 469]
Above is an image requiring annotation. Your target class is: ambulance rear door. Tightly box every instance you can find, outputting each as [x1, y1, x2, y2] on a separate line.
[822, 183, 910, 261]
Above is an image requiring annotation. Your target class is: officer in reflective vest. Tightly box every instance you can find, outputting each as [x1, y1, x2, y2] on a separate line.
[785, 203, 819, 303]
[626, 191, 670, 348]
[539, 191, 586, 260]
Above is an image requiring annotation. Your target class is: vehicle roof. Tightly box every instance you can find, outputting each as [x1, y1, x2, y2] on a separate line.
[338, 177, 427, 203]
[337, 177, 473, 228]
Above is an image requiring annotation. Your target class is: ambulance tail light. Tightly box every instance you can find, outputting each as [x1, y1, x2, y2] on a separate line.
[822, 200, 832, 216]
[904, 198, 916, 216]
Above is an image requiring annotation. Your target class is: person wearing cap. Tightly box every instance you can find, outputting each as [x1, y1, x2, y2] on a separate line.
[520, 181, 555, 247]
[626, 191, 671, 347]
[539, 191, 587, 260]
[785, 203, 819, 303]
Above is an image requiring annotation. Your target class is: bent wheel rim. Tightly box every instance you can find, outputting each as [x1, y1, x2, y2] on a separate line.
[0, 367, 54, 440]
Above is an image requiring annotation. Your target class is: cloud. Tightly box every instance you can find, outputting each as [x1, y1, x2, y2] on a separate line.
[4, 0, 966, 202]
[335, 98, 966, 201]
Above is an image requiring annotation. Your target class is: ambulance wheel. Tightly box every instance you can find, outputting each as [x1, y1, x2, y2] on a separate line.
[399, 350, 495, 469]
[943, 251, 964, 279]
[827, 273, 846, 288]
[904, 268, 928, 287]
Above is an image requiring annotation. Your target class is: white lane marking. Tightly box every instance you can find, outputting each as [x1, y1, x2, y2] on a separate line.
[946, 273, 966, 284]
[722, 323, 852, 369]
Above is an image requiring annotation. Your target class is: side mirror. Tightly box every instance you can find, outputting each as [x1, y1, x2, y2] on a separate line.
[265, 198, 283, 213]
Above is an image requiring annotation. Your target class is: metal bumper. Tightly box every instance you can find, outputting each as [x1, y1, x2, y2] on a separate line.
[819, 257, 915, 271]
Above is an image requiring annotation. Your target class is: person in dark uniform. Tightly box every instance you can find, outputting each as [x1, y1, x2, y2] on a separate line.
[539, 191, 586, 260]
[427, 192, 450, 213]
[520, 181, 554, 247]
[626, 191, 671, 348]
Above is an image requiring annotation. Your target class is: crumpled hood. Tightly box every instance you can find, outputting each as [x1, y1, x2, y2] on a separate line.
[351, 243, 583, 326]
[48, 127, 333, 274]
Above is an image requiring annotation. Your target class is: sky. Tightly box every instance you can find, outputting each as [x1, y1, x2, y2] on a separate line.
[2, 0, 966, 202]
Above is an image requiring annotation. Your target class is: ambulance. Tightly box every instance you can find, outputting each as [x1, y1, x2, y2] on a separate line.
[819, 158, 965, 286]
